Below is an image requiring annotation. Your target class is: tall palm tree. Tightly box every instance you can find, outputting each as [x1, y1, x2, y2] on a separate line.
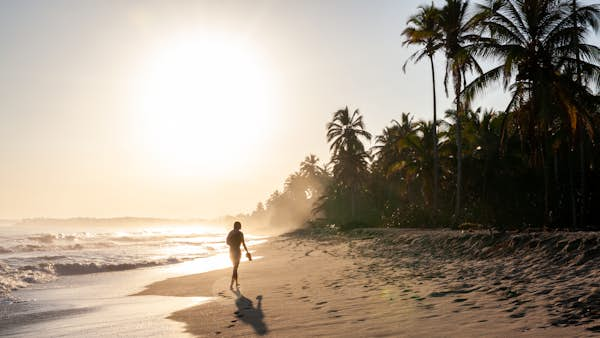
[326, 107, 372, 218]
[464, 0, 600, 225]
[439, 0, 483, 220]
[402, 3, 443, 213]
[567, 0, 600, 227]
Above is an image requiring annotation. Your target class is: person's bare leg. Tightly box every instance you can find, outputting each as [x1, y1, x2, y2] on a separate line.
[230, 264, 237, 289]
[233, 261, 240, 288]
[230, 261, 239, 289]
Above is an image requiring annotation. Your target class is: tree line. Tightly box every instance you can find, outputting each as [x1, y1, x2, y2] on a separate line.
[241, 0, 600, 231]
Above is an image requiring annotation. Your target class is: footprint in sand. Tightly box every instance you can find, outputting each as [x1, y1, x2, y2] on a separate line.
[420, 314, 439, 319]
[587, 325, 600, 333]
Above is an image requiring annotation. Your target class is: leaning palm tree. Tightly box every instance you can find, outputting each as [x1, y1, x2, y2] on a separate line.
[439, 0, 483, 220]
[326, 107, 372, 218]
[402, 3, 443, 213]
[464, 0, 600, 225]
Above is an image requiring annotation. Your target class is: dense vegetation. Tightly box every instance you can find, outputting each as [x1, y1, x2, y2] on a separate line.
[241, 0, 600, 231]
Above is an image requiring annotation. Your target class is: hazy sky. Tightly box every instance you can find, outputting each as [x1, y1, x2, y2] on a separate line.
[0, 0, 598, 219]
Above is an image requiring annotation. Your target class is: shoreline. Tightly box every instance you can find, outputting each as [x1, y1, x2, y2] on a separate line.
[136, 230, 600, 337]
[0, 252, 239, 337]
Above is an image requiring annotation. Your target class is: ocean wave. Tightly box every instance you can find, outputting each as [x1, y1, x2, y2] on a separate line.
[27, 233, 78, 243]
[0, 255, 199, 299]
[52, 258, 185, 275]
[8, 243, 88, 253]
[1, 228, 227, 300]
[5, 231, 223, 254]
[0, 262, 56, 298]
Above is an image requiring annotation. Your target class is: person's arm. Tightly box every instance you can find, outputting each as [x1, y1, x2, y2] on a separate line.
[241, 233, 249, 253]
[226, 231, 232, 247]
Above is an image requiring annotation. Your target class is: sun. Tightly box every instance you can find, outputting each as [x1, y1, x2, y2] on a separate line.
[131, 34, 273, 177]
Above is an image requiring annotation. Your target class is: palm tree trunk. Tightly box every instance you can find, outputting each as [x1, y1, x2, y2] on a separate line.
[455, 107, 462, 220]
[579, 131, 586, 227]
[453, 70, 463, 221]
[351, 186, 356, 220]
[569, 147, 577, 228]
[543, 154, 551, 227]
[572, 0, 586, 227]
[543, 132, 552, 227]
[430, 55, 439, 217]
[554, 149, 560, 222]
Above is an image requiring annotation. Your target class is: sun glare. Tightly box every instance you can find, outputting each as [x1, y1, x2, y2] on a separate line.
[132, 34, 273, 177]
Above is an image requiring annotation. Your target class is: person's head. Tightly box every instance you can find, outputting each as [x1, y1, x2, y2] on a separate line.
[233, 221, 242, 230]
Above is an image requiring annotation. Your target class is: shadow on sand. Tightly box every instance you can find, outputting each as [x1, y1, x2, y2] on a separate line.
[232, 289, 268, 335]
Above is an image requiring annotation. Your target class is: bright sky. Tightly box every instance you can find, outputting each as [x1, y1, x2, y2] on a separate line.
[0, 0, 598, 219]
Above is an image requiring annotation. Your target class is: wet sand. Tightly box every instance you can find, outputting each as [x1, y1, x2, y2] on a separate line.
[136, 230, 600, 337]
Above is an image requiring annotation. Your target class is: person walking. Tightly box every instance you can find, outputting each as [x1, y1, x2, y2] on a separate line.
[226, 221, 250, 289]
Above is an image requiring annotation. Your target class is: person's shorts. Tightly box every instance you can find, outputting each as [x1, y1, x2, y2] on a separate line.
[230, 248, 241, 264]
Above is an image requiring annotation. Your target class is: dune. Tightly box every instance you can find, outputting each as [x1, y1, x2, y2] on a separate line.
[135, 229, 599, 337]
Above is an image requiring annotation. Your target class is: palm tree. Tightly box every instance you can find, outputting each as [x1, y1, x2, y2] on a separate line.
[439, 0, 483, 220]
[464, 0, 600, 225]
[567, 0, 600, 227]
[372, 113, 415, 177]
[326, 107, 372, 218]
[300, 154, 326, 179]
[299, 154, 328, 200]
[402, 3, 443, 213]
[393, 120, 440, 207]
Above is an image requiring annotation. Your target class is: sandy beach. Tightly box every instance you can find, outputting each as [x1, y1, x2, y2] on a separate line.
[136, 229, 600, 337]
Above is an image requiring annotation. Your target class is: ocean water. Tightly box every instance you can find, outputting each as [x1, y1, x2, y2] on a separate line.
[0, 221, 261, 301]
[0, 221, 266, 336]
